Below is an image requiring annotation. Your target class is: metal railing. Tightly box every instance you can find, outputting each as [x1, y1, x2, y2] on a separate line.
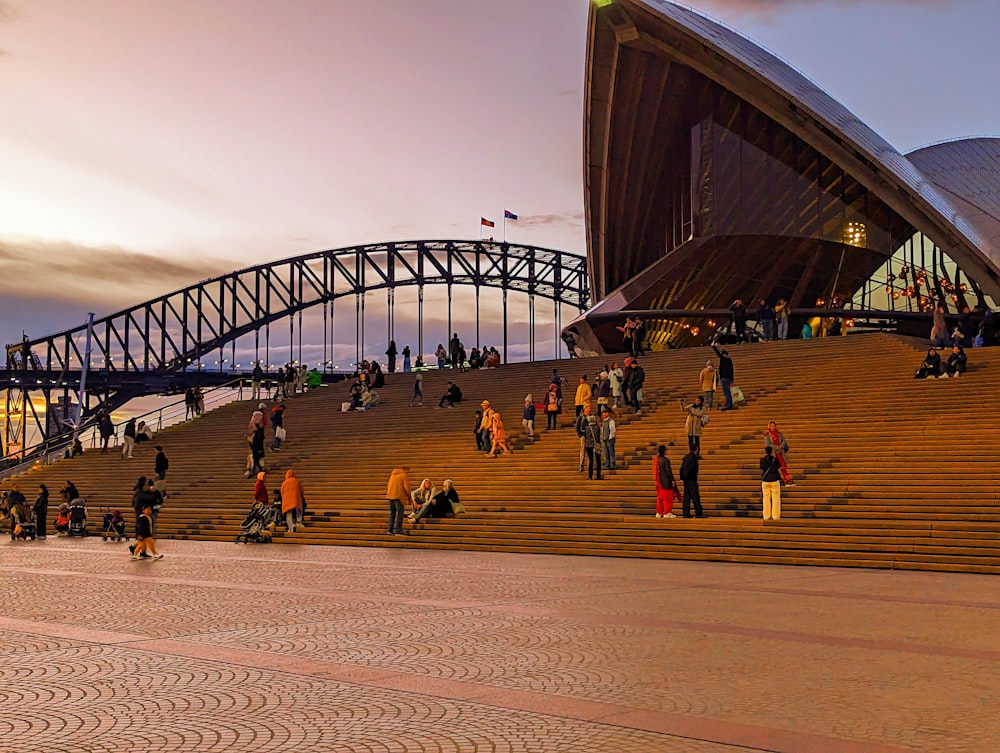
[0, 378, 252, 481]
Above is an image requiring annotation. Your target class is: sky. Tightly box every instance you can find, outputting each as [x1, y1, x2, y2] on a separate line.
[2, 0, 999, 353]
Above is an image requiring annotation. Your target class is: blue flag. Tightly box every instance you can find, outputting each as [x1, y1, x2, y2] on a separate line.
[504, 210, 518, 220]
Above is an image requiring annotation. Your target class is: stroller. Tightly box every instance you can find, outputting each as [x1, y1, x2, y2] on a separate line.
[67, 498, 88, 537]
[234, 494, 280, 544]
[101, 508, 127, 542]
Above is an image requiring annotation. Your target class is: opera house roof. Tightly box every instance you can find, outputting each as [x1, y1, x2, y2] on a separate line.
[579, 0, 1000, 351]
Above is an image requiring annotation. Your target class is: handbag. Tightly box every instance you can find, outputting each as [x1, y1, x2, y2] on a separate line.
[699, 414, 710, 427]
[275, 426, 287, 441]
[731, 385, 746, 403]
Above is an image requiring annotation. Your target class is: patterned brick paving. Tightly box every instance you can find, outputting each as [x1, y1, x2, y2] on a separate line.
[1, 538, 997, 752]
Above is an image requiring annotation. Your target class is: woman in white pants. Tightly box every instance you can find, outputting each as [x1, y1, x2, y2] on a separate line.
[760, 446, 782, 521]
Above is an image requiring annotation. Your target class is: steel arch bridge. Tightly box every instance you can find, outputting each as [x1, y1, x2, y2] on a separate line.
[2, 240, 588, 458]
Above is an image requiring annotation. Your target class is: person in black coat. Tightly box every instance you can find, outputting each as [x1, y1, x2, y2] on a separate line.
[270, 404, 285, 451]
[250, 428, 265, 474]
[131, 503, 162, 559]
[154, 447, 169, 479]
[33, 484, 49, 539]
[712, 344, 736, 410]
[914, 348, 943, 379]
[945, 346, 967, 377]
[680, 451, 704, 518]
[122, 417, 136, 460]
[428, 480, 465, 518]
[437, 381, 462, 409]
[730, 299, 748, 343]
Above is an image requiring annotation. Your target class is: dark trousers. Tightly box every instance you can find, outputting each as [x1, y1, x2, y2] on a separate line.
[629, 387, 641, 410]
[547, 411, 558, 430]
[35, 508, 47, 538]
[388, 499, 404, 533]
[688, 435, 700, 454]
[720, 378, 733, 409]
[585, 447, 602, 479]
[683, 480, 704, 518]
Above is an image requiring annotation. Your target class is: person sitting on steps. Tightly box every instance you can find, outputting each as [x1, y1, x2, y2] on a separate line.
[945, 345, 967, 378]
[409, 478, 436, 521]
[914, 347, 943, 379]
[437, 381, 462, 409]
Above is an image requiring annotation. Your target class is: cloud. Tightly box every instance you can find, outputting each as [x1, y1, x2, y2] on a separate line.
[0, 240, 230, 308]
[516, 211, 584, 229]
[700, 0, 951, 19]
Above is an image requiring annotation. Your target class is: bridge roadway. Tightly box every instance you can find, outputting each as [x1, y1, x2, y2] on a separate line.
[0, 369, 349, 394]
[1, 536, 995, 752]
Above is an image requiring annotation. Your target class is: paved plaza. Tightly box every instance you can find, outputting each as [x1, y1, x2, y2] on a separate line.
[1, 537, 997, 753]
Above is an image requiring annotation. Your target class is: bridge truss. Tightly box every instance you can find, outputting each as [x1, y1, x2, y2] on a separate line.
[2, 240, 588, 459]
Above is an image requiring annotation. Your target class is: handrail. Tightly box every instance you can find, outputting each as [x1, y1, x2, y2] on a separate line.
[0, 377, 249, 480]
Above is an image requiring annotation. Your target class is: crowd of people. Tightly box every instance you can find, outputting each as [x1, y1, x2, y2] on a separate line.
[383, 333, 501, 374]
[13, 297, 990, 557]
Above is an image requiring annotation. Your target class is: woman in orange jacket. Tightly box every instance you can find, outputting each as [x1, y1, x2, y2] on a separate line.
[280, 469, 305, 533]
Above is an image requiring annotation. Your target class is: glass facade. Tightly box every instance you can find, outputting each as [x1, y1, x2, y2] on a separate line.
[852, 231, 997, 314]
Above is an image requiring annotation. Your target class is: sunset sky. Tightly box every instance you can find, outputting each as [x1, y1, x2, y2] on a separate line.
[2, 0, 999, 351]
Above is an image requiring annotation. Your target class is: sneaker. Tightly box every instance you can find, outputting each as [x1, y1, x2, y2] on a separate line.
[128, 544, 136, 554]
[386, 530, 395, 535]
[785, 482, 797, 487]
[139, 553, 152, 559]
[130, 553, 142, 560]
[655, 513, 662, 518]
[152, 554, 163, 560]
[664, 513, 677, 518]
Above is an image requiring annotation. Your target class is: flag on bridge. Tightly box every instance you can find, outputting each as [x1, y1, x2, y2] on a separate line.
[481, 217, 495, 228]
[504, 210, 518, 221]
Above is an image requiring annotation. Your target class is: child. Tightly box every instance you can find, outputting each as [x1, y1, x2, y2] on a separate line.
[130, 503, 162, 560]
[55, 503, 70, 535]
[109, 510, 126, 538]
[409, 372, 423, 406]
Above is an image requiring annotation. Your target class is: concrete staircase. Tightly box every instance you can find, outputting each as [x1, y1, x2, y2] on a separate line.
[5, 333, 1000, 573]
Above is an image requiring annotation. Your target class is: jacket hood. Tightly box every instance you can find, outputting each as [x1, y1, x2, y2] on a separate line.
[285, 469, 296, 479]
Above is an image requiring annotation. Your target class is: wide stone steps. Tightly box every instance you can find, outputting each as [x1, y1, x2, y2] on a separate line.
[7, 333, 1000, 573]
